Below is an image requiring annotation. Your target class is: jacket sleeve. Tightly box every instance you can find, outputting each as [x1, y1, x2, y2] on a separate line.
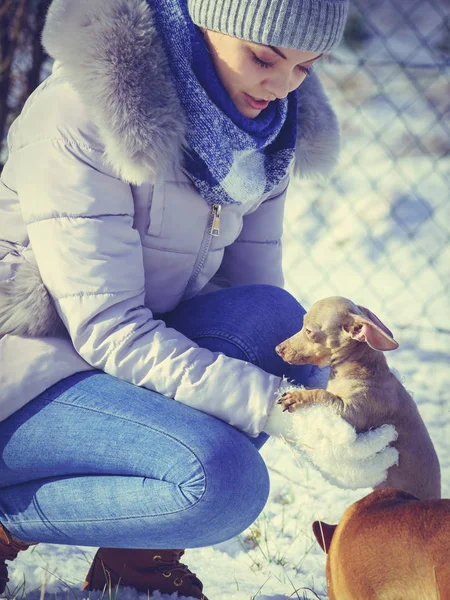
[14, 138, 282, 437]
[215, 176, 289, 289]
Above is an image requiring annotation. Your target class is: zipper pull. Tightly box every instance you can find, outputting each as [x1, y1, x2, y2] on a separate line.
[210, 204, 221, 237]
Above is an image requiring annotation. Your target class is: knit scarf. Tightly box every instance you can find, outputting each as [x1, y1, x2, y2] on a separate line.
[151, 0, 299, 206]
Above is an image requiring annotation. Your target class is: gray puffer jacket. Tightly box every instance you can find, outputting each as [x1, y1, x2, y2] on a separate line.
[0, 0, 340, 434]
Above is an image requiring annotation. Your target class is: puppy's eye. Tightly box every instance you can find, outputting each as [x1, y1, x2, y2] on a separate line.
[305, 328, 312, 335]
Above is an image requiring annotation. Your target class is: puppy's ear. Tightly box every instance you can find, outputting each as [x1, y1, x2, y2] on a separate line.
[312, 521, 336, 553]
[357, 306, 395, 339]
[349, 307, 399, 351]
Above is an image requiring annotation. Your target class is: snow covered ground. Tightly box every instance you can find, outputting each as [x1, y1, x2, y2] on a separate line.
[6, 341, 449, 600]
[4, 2, 449, 599]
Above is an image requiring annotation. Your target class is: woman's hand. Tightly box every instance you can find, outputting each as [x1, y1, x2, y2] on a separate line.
[264, 398, 398, 490]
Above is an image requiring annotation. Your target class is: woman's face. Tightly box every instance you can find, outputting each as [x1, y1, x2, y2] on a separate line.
[203, 29, 323, 118]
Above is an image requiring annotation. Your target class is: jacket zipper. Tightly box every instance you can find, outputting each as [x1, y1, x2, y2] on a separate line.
[184, 204, 221, 297]
[210, 204, 221, 236]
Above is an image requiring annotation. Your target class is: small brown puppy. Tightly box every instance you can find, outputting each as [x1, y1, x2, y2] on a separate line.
[276, 297, 440, 500]
[312, 488, 450, 600]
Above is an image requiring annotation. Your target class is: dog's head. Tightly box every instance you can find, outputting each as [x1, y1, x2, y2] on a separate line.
[275, 296, 398, 367]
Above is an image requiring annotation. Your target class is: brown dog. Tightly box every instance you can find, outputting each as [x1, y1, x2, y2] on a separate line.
[313, 488, 450, 600]
[276, 297, 440, 500]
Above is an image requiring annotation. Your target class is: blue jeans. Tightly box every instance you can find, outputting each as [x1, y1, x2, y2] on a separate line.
[0, 285, 312, 548]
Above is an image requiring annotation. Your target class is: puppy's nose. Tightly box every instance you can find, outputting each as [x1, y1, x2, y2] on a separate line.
[275, 343, 285, 356]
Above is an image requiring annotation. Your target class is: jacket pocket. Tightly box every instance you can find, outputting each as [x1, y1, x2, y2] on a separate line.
[146, 183, 165, 237]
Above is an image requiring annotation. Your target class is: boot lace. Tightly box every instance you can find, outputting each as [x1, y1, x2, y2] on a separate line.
[152, 552, 200, 588]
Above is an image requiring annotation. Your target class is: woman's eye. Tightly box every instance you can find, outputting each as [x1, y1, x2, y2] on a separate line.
[298, 65, 313, 76]
[252, 54, 274, 69]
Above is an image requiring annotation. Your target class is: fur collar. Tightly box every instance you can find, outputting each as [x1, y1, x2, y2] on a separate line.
[42, 0, 340, 186]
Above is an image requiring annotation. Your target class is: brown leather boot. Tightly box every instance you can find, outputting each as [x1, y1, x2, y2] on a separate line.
[0, 524, 38, 595]
[82, 548, 208, 599]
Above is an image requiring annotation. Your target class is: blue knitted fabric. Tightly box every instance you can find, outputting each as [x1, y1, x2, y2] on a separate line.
[151, 0, 299, 206]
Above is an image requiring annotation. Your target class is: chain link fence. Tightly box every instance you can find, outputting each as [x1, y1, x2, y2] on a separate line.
[283, 0, 449, 344]
[1, 0, 449, 342]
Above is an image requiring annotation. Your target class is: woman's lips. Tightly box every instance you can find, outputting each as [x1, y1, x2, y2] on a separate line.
[244, 93, 270, 110]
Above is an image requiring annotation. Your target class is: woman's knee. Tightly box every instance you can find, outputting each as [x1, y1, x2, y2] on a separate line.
[248, 285, 306, 325]
[187, 423, 270, 544]
[231, 285, 310, 377]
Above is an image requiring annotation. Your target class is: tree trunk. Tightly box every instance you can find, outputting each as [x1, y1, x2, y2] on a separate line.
[0, 0, 48, 171]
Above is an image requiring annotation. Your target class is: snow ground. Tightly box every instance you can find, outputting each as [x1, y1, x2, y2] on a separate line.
[3, 3, 449, 599]
[6, 340, 450, 600]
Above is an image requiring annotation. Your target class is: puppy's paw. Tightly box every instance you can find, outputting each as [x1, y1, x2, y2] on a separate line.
[278, 390, 307, 412]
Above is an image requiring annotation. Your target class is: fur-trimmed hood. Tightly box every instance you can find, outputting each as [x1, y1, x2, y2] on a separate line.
[41, 0, 340, 185]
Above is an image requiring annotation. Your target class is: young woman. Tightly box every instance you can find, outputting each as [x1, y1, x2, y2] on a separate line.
[0, 0, 394, 598]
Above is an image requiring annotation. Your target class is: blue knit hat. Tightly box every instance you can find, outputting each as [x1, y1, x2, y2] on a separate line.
[187, 0, 349, 52]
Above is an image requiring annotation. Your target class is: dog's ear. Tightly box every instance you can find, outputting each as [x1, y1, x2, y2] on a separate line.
[348, 306, 399, 351]
[312, 520, 336, 553]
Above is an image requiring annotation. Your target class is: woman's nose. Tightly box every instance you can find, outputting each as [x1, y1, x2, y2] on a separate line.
[264, 73, 307, 99]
